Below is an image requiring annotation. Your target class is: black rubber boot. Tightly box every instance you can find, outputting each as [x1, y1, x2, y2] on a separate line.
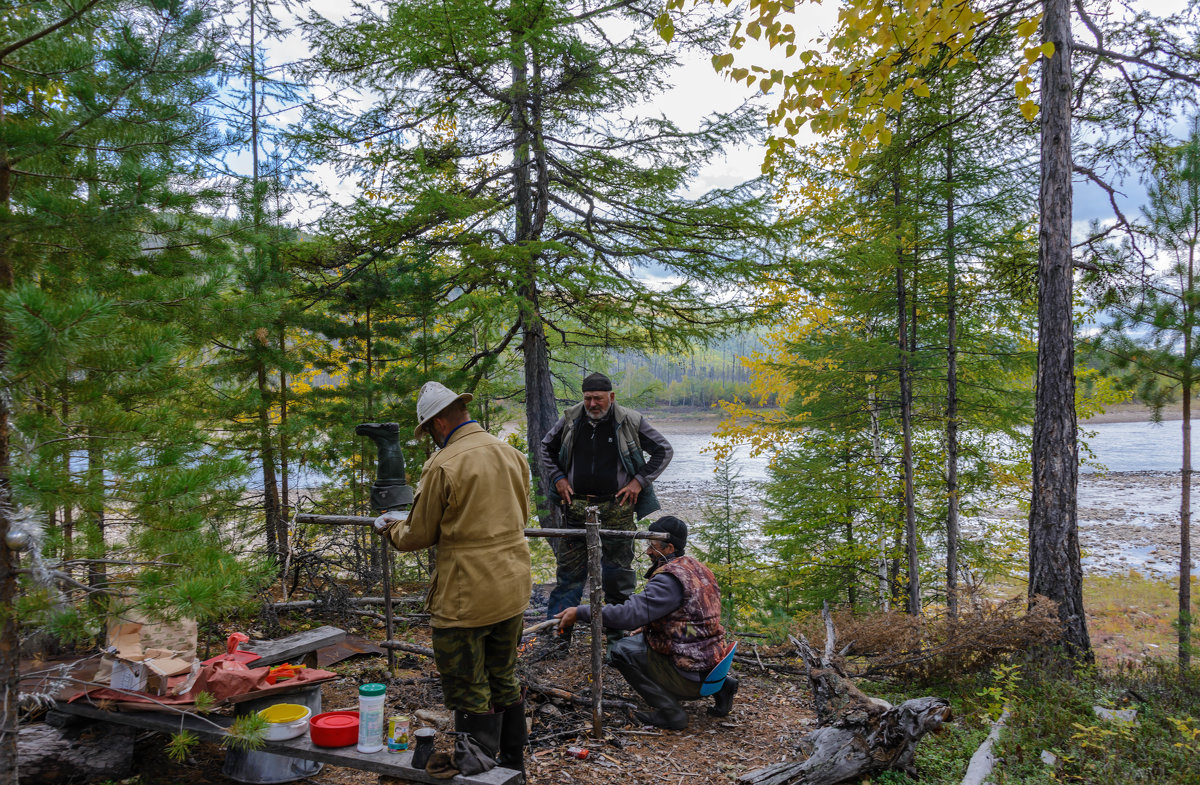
[612, 662, 688, 730]
[707, 674, 739, 717]
[354, 422, 407, 480]
[355, 422, 413, 509]
[452, 711, 502, 775]
[496, 698, 528, 782]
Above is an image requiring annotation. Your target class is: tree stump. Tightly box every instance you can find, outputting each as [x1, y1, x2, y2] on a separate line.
[739, 607, 951, 785]
[18, 712, 135, 784]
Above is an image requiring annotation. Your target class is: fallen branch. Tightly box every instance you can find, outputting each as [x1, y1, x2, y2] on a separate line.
[961, 709, 1009, 785]
[738, 604, 951, 785]
[380, 640, 434, 658]
[526, 681, 637, 713]
[523, 619, 559, 637]
[733, 655, 805, 676]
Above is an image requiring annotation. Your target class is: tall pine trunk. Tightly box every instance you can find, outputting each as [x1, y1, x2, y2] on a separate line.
[945, 129, 960, 619]
[61, 394, 74, 562]
[868, 387, 889, 610]
[278, 328, 289, 558]
[895, 176, 920, 616]
[257, 361, 282, 563]
[85, 437, 105, 610]
[1029, 0, 1090, 661]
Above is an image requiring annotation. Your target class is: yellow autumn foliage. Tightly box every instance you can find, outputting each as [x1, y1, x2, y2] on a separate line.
[666, 0, 1051, 168]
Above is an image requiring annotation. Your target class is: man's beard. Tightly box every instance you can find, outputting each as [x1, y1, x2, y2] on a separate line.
[586, 406, 610, 421]
[644, 551, 671, 578]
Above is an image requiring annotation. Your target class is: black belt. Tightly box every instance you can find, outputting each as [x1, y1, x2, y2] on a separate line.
[575, 493, 616, 503]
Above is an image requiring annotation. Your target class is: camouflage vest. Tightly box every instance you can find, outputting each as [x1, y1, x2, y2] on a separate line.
[643, 556, 726, 673]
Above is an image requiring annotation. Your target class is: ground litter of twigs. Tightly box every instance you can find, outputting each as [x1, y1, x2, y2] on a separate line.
[123, 626, 816, 785]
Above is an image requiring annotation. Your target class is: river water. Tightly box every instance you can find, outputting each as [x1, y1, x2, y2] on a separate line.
[651, 419, 1198, 577]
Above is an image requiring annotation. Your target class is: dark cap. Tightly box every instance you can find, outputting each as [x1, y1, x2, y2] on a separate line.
[581, 372, 612, 392]
[649, 515, 688, 555]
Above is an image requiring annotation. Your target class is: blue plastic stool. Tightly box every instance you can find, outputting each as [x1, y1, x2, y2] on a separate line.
[699, 641, 738, 697]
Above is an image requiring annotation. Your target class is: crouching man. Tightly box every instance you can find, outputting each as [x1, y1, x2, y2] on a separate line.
[554, 516, 737, 730]
[374, 382, 532, 779]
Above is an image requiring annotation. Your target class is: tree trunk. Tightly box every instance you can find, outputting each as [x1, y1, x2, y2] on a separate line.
[945, 127, 960, 619]
[1182, 375, 1192, 670]
[257, 361, 282, 564]
[1181, 235, 1194, 669]
[85, 437, 105, 610]
[278, 328, 289, 558]
[895, 176, 920, 616]
[868, 387, 889, 610]
[1, 88, 20, 784]
[60, 395, 73, 563]
[1028, 0, 1090, 662]
[510, 28, 558, 526]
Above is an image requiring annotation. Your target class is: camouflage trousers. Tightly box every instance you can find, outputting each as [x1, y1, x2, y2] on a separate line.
[430, 613, 523, 714]
[546, 497, 637, 619]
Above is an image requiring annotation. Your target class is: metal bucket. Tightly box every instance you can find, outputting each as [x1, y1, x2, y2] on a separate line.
[222, 685, 323, 784]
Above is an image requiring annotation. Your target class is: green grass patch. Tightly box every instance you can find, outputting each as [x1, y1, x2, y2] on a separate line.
[858, 658, 1200, 784]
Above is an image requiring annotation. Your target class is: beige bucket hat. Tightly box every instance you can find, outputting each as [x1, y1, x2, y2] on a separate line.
[414, 381, 473, 436]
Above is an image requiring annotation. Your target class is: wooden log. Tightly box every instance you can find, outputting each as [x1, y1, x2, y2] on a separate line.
[961, 709, 1009, 785]
[738, 605, 951, 785]
[18, 715, 134, 784]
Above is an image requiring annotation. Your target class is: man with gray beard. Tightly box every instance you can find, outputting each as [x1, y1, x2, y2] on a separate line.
[539, 372, 672, 656]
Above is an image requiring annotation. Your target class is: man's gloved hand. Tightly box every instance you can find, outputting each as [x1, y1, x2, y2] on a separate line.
[373, 509, 408, 534]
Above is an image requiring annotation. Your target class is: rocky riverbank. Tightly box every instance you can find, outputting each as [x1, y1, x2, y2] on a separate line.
[644, 409, 1197, 579]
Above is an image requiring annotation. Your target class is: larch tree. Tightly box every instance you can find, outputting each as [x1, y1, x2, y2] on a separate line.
[1090, 116, 1200, 669]
[295, 0, 783, 520]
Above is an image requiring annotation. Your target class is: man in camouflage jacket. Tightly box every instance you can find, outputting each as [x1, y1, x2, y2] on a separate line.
[554, 516, 738, 730]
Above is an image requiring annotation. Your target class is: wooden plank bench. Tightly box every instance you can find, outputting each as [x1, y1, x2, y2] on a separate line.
[49, 625, 519, 784]
[239, 624, 347, 668]
[55, 701, 520, 784]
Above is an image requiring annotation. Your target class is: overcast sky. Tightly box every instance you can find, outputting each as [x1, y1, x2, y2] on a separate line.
[252, 0, 1191, 238]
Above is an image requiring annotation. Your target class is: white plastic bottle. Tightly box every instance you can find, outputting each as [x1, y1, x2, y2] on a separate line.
[357, 683, 386, 753]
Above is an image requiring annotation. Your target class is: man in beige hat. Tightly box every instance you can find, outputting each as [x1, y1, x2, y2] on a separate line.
[374, 381, 532, 779]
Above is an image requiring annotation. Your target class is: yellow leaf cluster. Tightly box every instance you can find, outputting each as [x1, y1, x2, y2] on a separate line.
[672, 1, 1052, 165]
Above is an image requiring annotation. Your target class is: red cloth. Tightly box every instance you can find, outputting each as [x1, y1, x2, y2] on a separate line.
[71, 662, 337, 708]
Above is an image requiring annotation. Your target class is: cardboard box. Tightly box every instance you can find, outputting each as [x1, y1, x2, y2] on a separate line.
[109, 657, 148, 692]
[98, 613, 199, 696]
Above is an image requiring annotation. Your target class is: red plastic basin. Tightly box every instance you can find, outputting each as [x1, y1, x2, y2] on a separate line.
[310, 710, 359, 747]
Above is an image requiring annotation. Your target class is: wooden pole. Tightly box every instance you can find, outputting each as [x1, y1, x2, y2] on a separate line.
[296, 513, 668, 542]
[585, 506, 603, 739]
[380, 532, 395, 671]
